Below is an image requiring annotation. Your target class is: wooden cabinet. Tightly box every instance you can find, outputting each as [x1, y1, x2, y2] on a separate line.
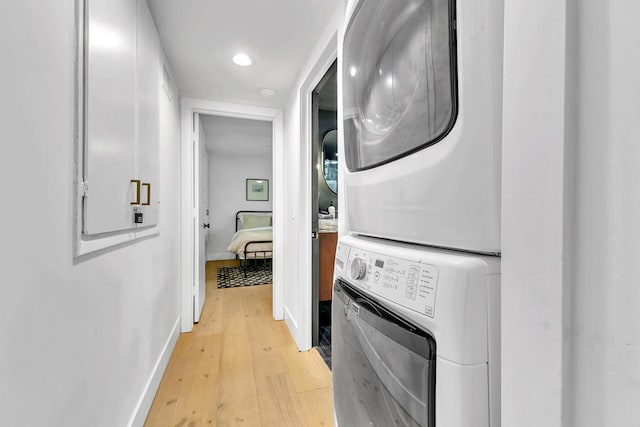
[319, 232, 338, 301]
[82, 0, 160, 236]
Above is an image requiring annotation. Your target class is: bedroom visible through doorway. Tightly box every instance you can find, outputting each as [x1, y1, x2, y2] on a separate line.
[199, 114, 274, 303]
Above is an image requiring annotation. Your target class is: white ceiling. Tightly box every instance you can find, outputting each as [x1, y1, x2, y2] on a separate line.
[200, 115, 272, 157]
[147, 0, 341, 108]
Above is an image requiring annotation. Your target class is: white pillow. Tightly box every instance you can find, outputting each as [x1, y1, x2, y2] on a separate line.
[242, 214, 271, 229]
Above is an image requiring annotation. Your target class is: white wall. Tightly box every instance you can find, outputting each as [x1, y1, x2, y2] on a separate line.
[282, 4, 345, 350]
[0, 2, 181, 426]
[207, 154, 273, 260]
[503, 1, 640, 426]
[569, 2, 640, 425]
[501, 1, 571, 425]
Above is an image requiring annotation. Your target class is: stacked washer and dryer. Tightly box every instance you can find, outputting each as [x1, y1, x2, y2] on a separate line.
[333, 0, 503, 426]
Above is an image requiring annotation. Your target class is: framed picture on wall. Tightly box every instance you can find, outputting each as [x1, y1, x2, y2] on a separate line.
[246, 179, 269, 201]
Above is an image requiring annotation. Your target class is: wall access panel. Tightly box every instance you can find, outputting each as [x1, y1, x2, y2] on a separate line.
[79, 0, 160, 245]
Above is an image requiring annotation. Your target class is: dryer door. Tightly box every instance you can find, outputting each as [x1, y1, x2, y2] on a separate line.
[343, 0, 457, 171]
[333, 279, 436, 427]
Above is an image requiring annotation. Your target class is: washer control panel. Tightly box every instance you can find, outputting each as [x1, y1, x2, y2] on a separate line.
[344, 246, 439, 318]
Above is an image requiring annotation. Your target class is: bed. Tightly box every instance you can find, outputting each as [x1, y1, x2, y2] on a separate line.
[226, 210, 273, 276]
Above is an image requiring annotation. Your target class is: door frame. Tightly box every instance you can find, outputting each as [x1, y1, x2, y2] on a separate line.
[297, 40, 338, 350]
[311, 62, 339, 347]
[180, 97, 285, 332]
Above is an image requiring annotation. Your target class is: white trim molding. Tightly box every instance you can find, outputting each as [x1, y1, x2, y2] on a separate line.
[127, 317, 180, 427]
[287, 4, 344, 351]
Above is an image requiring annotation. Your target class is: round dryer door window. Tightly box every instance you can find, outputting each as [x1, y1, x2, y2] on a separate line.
[343, 0, 458, 171]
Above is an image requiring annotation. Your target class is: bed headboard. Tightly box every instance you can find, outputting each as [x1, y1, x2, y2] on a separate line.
[235, 211, 272, 232]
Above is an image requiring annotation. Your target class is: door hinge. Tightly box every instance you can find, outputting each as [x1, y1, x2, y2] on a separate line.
[79, 181, 89, 197]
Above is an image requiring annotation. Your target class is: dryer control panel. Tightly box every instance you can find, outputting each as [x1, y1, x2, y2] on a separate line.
[339, 244, 439, 318]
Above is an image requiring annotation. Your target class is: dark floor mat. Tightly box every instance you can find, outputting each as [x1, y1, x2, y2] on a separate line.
[317, 301, 332, 369]
[317, 325, 332, 369]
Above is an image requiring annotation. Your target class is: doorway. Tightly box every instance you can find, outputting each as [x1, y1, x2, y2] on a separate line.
[200, 114, 274, 300]
[180, 99, 284, 333]
[311, 61, 338, 367]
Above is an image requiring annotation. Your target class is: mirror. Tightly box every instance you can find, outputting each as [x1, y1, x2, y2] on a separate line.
[322, 130, 338, 193]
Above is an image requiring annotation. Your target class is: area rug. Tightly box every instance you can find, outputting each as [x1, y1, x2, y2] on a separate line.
[217, 265, 272, 288]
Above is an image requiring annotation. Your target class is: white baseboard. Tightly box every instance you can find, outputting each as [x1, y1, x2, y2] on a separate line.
[284, 306, 309, 351]
[128, 317, 180, 427]
[284, 305, 298, 330]
[207, 252, 236, 261]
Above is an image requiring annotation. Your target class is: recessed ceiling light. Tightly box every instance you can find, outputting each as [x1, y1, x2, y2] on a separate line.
[259, 88, 277, 97]
[232, 53, 253, 66]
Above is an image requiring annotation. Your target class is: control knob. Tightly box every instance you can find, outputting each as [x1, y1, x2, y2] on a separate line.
[350, 257, 367, 280]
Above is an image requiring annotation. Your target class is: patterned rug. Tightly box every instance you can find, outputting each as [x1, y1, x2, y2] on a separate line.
[217, 265, 272, 288]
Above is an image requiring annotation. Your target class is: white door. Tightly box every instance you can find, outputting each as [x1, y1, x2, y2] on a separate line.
[84, 0, 137, 235]
[202, 156, 210, 247]
[83, 0, 161, 236]
[193, 113, 207, 322]
[135, 0, 160, 227]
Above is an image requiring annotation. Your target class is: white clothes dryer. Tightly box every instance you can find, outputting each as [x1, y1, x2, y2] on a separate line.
[332, 234, 500, 427]
[342, 0, 503, 254]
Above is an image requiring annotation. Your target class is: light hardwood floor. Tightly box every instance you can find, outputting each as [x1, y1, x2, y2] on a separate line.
[144, 260, 334, 427]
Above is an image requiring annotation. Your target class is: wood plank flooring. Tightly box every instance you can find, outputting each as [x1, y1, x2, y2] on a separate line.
[144, 260, 334, 427]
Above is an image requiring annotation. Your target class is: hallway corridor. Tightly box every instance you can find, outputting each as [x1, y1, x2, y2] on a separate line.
[144, 261, 334, 426]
